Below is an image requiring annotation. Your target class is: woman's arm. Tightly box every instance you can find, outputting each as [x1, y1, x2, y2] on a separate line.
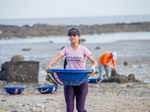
[87, 55, 98, 67]
[87, 55, 98, 73]
[46, 53, 64, 72]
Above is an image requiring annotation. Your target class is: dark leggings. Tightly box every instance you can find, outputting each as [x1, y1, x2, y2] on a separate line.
[64, 81, 88, 112]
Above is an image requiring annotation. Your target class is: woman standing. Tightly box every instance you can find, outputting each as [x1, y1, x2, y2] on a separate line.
[46, 28, 97, 112]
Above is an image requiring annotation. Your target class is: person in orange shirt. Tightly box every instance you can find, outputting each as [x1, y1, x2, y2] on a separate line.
[98, 52, 117, 79]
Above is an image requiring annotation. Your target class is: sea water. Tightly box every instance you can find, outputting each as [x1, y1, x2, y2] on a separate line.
[0, 32, 150, 44]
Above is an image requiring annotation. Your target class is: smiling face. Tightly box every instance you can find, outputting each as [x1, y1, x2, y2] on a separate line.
[69, 35, 80, 44]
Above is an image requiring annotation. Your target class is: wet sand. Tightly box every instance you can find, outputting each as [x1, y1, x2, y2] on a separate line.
[0, 82, 150, 112]
[0, 40, 150, 111]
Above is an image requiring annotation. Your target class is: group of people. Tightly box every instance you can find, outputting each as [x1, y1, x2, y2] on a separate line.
[46, 28, 117, 112]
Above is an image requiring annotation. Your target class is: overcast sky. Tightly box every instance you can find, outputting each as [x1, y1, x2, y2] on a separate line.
[0, 0, 150, 19]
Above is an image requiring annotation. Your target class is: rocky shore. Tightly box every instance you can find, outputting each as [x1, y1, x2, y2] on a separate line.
[0, 22, 150, 38]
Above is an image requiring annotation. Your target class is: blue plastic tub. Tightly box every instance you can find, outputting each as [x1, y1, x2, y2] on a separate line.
[88, 77, 101, 83]
[3, 86, 26, 95]
[48, 69, 92, 85]
[36, 85, 58, 94]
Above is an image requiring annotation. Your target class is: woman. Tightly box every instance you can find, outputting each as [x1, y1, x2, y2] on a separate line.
[46, 28, 97, 112]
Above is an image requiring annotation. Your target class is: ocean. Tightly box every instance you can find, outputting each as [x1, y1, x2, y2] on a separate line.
[0, 15, 150, 26]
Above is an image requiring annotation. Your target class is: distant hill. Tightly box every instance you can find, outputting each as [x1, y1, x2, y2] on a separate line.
[0, 22, 150, 38]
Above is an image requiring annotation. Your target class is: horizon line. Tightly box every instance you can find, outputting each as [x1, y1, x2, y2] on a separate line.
[0, 14, 150, 20]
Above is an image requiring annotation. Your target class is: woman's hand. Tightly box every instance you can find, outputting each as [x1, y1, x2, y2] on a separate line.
[88, 65, 97, 76]
[91, 65, 96, 73]
[87, 54, 98, 69]
[45, 65, 52, 72]
[45, 73, 58, 87]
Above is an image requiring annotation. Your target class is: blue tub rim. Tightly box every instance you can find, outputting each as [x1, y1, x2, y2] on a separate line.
[48, 69, 93, 74]
[3, 86, 26, 89]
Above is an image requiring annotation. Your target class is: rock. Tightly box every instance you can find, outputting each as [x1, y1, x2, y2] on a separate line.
[110, 68, 120, 77]
[128, 73, 136, 82]
[123, 61, 128, 66]
[1, 22, 150, 38]
[22, 48, 31, 51]
[80, 38, 86, 43]
[101, 68, 129, 83]
[49, 41, 54, 43]
[60, 46, 65, 50]
[118, 75, 128, 83]
[95, 46, 101, 50]
[1, 99, 7, 102]
[23, 25, 30, 28]
[11, 55, 24, 62]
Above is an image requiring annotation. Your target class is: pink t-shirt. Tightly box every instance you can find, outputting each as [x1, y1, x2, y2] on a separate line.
[60, 45, 92, 70]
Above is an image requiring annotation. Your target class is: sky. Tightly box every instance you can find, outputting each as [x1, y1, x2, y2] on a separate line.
[0, 0, 150, 19]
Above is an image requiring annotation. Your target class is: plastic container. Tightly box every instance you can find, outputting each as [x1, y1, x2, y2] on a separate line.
[3, 86, 26, 95]
[48, 69, 92, 85]
[36, 85, 58, 94]
[88, 77, 101, 83]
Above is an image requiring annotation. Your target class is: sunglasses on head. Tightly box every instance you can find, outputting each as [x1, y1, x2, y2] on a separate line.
[69, 34, 77, 36]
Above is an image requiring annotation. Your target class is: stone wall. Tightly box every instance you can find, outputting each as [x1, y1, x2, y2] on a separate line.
[0, 61, 39, 83]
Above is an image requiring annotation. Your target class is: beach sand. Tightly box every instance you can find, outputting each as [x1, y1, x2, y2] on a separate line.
[0, 40, 150, 112]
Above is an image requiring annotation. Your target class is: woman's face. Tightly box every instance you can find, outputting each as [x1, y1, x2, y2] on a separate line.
[69, 35, 80, 44]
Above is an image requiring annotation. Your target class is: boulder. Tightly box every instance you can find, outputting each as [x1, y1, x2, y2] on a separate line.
[80, 38, 86, 43]
[11, 55, 24, 62]
[117, 75, 129, 83]
[22, 48, 32, 52]
[101, 68, 137, 83]
[60, 46, 65, 50]
[110, 68, 120, 77]
[95, 46, 101, 50]
[123, 61, 128, 66]
[128, 73, 136, 82]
